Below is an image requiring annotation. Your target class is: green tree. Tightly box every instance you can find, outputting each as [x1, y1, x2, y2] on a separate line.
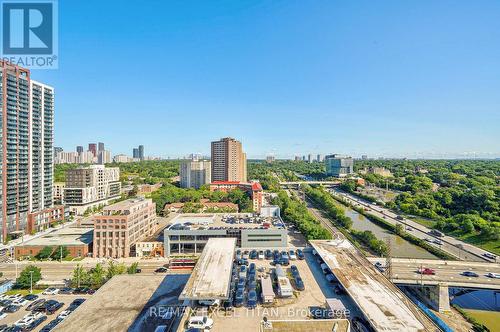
[72, 264, 89, 288]
[35, 246, 54, 260]
[50, 246, 70, 260]
[395, 223, 404, 236]
[89, 263, 106, 287]
[16, 265, 42, 289]
[127, 262, 139, 274]
[106, 261, 127, 279]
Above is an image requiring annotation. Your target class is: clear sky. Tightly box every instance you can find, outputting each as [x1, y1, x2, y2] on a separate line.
[35, 0, 500, 159]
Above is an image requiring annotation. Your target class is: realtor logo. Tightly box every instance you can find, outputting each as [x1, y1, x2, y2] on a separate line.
[1, 0, 58, 69]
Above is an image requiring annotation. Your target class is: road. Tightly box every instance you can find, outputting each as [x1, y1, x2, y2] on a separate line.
[329, 189, 495, 262]
[0, 259, 170, 281]
[366, 257, 500, 290]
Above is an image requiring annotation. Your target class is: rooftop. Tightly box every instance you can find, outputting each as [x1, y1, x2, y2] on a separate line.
[179, 238, 236, 300]
[15, 227, 93, 247]
[102, 197, 152, 212]
[260, 319, 350, 332]
[54, 274, 189, 332]
[310, 240, 434, 332]
[166, 213, 285, 231]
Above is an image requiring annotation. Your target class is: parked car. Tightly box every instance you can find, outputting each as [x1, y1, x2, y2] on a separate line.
[27, 299, 45, 312]
[462, 271, 479, 277]
[247, 290, 257, 308]
[27, 315, 47, 330]
[222, 299, 233, 311]
[249, 250, 258, 259]
[289, 250, 297, 260]
[237, 258, 249, 266]
[296, 249, 305, 260]
[290, 265, 300, 278]
[294, 277, 305, 291]
[57, 310, 71, 320]
[418, 268, 436, 275]
[58, 287, 74, 295]
[187, 316, 214, 330]
[325, 274, 337, 283]
[258, 251, 264, 260]
[44, 300, 64, 314]
[265, 250, 273, 260]
[39, 318, 63, 332]
[198, 299, 220, 307]
[23, 294, 38, 301]
[3, 305, 20, 313]
[42, 288, 59, 296]
[234, 289, 245, 307]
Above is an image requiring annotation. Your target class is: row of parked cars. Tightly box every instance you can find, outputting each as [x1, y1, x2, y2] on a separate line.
[236, 248, 305, 264]
[0, 288, 88, 332]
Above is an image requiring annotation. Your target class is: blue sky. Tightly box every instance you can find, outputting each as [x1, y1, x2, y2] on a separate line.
[35, 0, 500, 159]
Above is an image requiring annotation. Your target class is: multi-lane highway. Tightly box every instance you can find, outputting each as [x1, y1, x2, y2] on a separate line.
[328, 189, 497, 263]
[366, 257, 500, 289]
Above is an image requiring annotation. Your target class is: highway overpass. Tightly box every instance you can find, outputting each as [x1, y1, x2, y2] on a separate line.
[366, 257, 500, 290]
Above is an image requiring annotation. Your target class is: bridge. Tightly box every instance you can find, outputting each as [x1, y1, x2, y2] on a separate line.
[366, 257, 500, 290]
[279, 180, 341, 186]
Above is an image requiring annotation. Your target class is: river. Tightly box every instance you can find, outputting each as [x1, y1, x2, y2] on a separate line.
[333, 200, 438, 259]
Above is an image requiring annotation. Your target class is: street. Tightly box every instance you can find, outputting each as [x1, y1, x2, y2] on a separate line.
[329, 189, 494, 262]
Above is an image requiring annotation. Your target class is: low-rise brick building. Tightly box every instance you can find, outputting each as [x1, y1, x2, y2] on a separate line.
[93, 198, 156, 258]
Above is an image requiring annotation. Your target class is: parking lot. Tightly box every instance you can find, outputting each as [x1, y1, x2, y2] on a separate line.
[204, 248, 360, 332]
[0, 288, 91, 331]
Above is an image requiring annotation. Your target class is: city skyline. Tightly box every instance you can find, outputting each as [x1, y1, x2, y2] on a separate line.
[34, 1, 500, 159]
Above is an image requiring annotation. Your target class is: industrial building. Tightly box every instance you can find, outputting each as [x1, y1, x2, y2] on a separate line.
[163, 212, 287, 257]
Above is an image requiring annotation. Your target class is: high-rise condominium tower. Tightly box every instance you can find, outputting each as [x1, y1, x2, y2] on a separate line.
[0, 61, 55, 242]
[211, 137, 247, 182]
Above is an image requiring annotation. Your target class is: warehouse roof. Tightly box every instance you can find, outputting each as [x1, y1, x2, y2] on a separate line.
[179, 238, 236, 300]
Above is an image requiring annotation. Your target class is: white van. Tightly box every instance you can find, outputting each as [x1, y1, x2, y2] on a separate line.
[188, 316, 214, 329]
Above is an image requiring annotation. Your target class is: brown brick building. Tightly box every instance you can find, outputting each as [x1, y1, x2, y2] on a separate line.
[93, 198, 156, 258]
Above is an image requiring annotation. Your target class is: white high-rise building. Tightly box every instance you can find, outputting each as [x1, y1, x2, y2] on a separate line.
[0, 61, 60, 242]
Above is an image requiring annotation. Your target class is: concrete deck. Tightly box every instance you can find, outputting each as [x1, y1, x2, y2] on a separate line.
[310, 240, 437, 332]
[179, 237, 236, 300]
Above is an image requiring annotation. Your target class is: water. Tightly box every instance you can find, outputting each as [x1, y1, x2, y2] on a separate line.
[450, 288, 500, 311]
[334, 201, 438, 259]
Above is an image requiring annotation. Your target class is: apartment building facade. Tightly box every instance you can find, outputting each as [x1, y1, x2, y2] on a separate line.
[63, 165, 121, 215]
[93, 198, 156, 258]
[0, 61, 60, 242]
[211, 137, 247, 182]
[180, 158, 211, 189]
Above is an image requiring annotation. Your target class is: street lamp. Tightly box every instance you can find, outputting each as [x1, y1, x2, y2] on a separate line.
[29, 270, 34, 294]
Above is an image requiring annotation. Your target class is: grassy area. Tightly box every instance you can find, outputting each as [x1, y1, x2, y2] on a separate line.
[406, 216, 437, 228]
[5, 289, 44, 295]
[461, 308, 499, 332]
[458, 233, 500, 256]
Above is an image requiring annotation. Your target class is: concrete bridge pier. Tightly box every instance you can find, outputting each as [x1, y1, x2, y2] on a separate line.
[411, 283, 451, 313]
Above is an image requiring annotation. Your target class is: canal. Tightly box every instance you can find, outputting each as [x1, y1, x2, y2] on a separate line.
[333, 200, 438, 259]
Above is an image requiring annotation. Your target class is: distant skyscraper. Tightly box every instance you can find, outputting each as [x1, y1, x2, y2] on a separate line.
[76, 146, 84, 154]
[138, 145, 144, 161]
[211, 137, 247, 182]
[308, 154, 313, 163]
[98, 142, 105, 152]
[362, 155, 368, 160]
[88, 143, 97, 157]
[325, 154, 354, 177]
[133, 148, 139, 159]
[317, 154, 323, 162]
[0, 61, 55, 242]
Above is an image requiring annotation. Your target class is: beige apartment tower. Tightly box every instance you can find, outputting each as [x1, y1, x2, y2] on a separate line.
[180, 158, 211, 189]
[211, 137, 247, 182]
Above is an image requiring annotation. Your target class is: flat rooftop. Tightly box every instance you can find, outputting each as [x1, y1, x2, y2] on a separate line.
[261, 319, 350, 332]
[102, 197, 151, 211]
[310, 240, 435, 332]
[167, 213, 285, 231]
[54, 274, 189, 332]
[179, 237, 236, 300]
[16, 227, 93, 247]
